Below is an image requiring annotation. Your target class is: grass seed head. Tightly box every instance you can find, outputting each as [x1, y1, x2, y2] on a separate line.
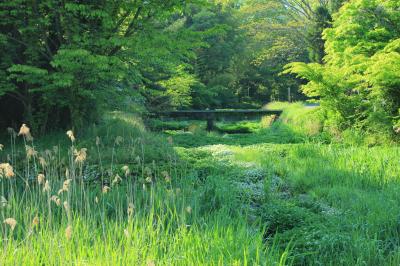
[74, 148, 87, 164]
[112, 174, 122, 186]
[121, 165, 130, 177]
[0, 163, 15, 178]
[37, 173, 45, 185]
[26, 146, 38, 159]
[66, 130, 75, 142]
[102, 186, 111, 194]
[127, 203, 135, 217]
[62, 179, 72, 192]
[51, 195, 61, 206]
[65, 225, 72, 240]
[63, 201, 70, 212]
[4, 218, 17, 231]
[38, 157, 47, 168]
[32, 216, 39, 227]
[18, 124, 30, 137]
[43, 180, 51, 193]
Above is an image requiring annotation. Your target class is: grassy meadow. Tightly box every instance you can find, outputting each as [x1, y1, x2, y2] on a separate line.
[1, 103, 400, 265]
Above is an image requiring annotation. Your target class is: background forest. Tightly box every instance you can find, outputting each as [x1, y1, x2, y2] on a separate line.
[3, 0, 397, 140]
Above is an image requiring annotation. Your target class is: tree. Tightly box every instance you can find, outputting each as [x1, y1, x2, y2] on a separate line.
[235, 0, 309, 103]
[0, 0, 193, 132]
[277, 0, 347, 62]
[186, 2, 246, 108]
[285, 0, 400, 136]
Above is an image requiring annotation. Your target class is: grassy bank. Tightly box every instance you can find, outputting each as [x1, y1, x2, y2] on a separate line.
[156, 102, 400, 264]
[1, 103, 400, 265]
[0, 111, 286, 265]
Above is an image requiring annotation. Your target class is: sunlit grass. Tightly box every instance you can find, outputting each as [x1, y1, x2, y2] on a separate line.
[231, 143, 400, 264]
[2, 106, 400, 265]
[0, 113, 286, 265]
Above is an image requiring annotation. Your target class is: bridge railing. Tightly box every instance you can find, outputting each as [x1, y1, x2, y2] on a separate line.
[152, 109, 283, 131]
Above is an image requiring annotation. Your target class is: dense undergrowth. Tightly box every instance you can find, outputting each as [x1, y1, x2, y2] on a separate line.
[0, 110, 286, 265]
[1, 102, 400, 265]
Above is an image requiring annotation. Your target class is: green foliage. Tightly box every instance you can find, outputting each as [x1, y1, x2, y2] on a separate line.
[159, 65, 197, 109]
[3, 0, 400, 263]
[233, 141, 400, 264]
[215, 120, 261, 133]
[82, 112, 176, 164]
[265, 102, 328, 142]
[0, 0, 197, 132]
[237, 0, 310, 102]
[260, 200, 317, 235]
[167, 117, 400, 264]
[1, 111, 300, 265]
[3, 102, 400, 264]
[278, 103, 325, 137]
[285, 0, 400, 138]
[187, 2, 246, 108]
[0, 0, 349, 129]
[307, 6, 332, 63]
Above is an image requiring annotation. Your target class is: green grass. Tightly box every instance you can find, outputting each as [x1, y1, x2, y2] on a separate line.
[0, 111, 287, 265]
[156, 102, 400, 265]
[265, 101, 326, 138]
[215, 120, 263, 133]
[147, 119, 199, 131]
[149, 119, 265, 134]
[164, 121, 305, 148]
[2, 103, 400, 265]
[1, 178, 273, 265]
[174, 141, 400, 265]
[232, 143, 400, 264]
